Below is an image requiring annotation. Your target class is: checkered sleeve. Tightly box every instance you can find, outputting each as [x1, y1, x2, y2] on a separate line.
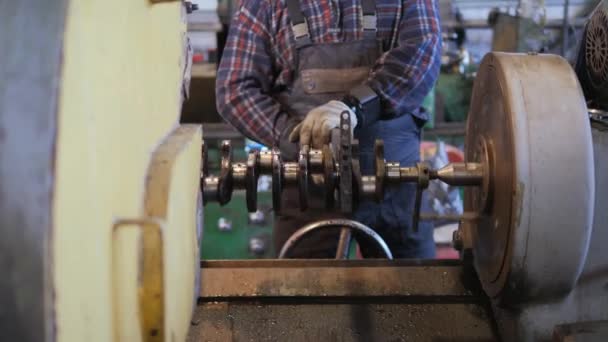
[216, 0, 282, 147]
[367, 0, 442, 118]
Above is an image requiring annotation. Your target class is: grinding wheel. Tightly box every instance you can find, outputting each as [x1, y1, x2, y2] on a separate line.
[465, 52, 595, 304]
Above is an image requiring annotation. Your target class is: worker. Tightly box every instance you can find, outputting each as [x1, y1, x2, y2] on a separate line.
[216, 0, 441, 258]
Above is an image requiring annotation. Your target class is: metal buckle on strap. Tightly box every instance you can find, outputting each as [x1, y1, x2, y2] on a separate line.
[362, 14, 377, 32]
[292, 19, 312, 47]
[292, 20, 310, 40]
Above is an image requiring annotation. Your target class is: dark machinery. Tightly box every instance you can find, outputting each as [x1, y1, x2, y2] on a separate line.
[576, 1, 608, 111]
[575, 1, 608, 137]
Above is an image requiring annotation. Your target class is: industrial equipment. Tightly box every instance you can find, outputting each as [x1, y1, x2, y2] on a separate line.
[188, 52, 607, 341]
[576, 1, 608, 111]
[200, 123, 484, 258]
[201, 129, 481, 222]
[2, 1, 608, 341]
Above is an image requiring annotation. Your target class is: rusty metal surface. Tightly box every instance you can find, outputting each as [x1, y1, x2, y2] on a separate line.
[188, 302, 497, 342]
[0, 1, 68, 341]
[465, 54, 515, 293]
[465, 52, 594, 303]
[192, 259, 496, 341]
[199, 260, 481, 299]
[112, 218, 166, 342]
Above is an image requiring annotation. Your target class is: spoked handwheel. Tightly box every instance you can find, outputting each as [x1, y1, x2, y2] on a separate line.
[278, 219, 393, 259]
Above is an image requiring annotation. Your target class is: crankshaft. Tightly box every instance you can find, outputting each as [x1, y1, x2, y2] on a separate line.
[201, 114, 487, 232]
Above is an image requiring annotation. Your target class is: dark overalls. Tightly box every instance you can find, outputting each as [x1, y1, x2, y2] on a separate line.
[274, 0, 435, 259]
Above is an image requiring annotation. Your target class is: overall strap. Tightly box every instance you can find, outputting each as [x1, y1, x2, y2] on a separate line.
[361, 0, 378, 40]
[286, 0, 378, 46]
[286, 0, 312, 47]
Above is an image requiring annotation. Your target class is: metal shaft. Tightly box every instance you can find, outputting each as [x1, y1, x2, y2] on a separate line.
[203, 141, 487, 217]
[400, 162, 483, 186]
[431, 162, 483, 186]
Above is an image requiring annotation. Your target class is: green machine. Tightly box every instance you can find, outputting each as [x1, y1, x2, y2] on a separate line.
[202, 191, 275, 259]
[201, 141, 276, 259]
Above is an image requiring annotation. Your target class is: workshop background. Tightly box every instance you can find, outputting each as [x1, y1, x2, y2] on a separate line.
[182, 0, 602, 260]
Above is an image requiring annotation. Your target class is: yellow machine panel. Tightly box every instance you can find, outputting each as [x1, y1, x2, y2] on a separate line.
[52, 1, 199, 341]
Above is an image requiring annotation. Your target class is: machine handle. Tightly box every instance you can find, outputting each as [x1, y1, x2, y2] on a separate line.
[335, 228, 353, 259]
[279, 219, 393, 259]
[112, 217, 165, 342]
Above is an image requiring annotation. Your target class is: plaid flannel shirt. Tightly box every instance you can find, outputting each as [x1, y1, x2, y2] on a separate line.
[216, 0, 441, 146]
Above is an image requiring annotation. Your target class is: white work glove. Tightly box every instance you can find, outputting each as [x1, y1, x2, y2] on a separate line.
[288, 100, 358, 149]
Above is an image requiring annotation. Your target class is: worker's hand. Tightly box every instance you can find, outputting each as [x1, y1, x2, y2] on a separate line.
[288, 100, 357, 149]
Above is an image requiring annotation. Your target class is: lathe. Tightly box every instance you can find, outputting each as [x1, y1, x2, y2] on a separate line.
[2, 1, 608, 342]
[189, 52, 605, 342]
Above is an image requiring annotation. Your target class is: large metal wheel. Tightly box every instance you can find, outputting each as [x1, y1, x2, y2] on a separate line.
[465, 52, 595, 304]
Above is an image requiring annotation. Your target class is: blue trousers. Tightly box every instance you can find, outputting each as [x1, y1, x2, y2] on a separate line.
[354, 114, 435, 259]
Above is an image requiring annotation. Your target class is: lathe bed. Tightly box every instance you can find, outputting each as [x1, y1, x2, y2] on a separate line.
[188, 259, 497, 341]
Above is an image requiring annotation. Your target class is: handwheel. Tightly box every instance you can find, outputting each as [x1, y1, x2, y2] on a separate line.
[278, 219, 393, 259]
